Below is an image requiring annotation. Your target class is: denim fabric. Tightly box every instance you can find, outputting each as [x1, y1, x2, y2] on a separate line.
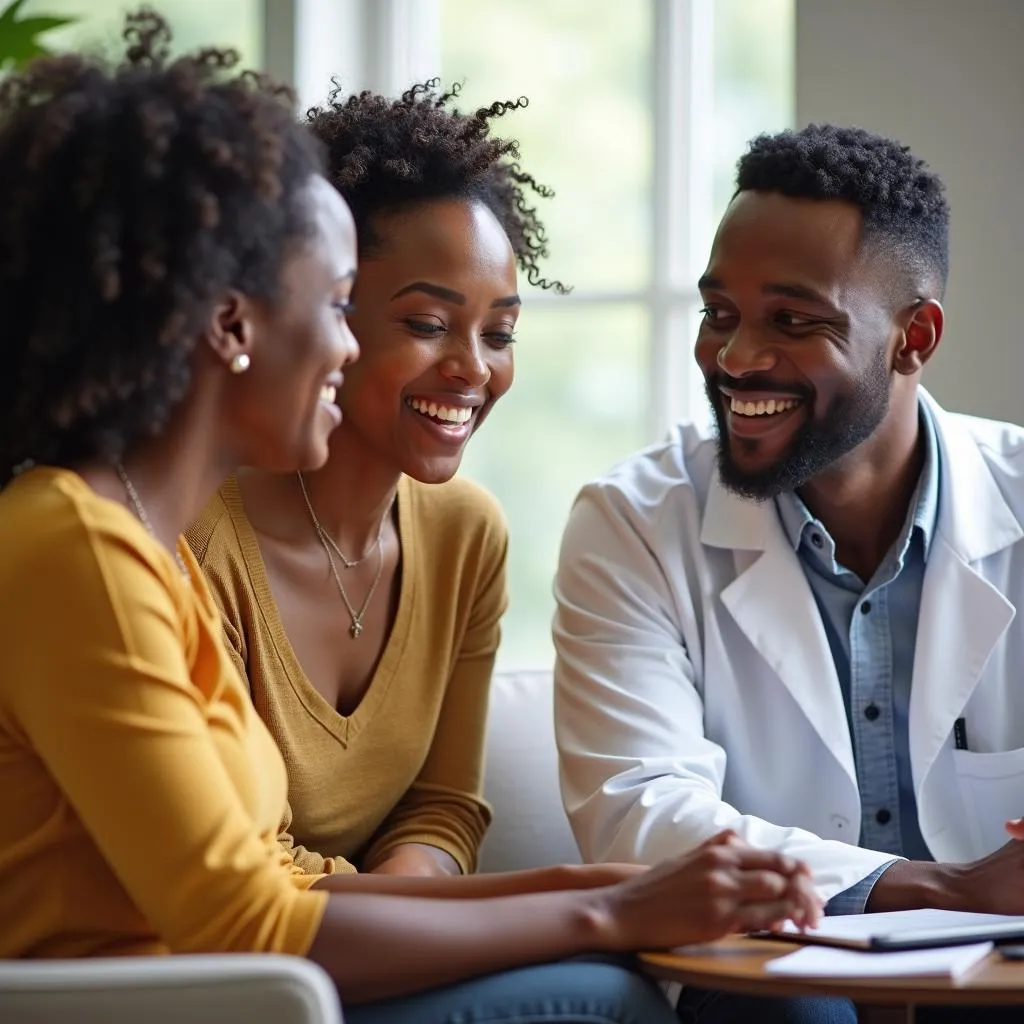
[676, 988, 1023, 1023]
[344, 958, 678, 1024]
[821, 860, 897, 916]
[676, 987, 856, 1024]
[916, 1007, 1024, 1022]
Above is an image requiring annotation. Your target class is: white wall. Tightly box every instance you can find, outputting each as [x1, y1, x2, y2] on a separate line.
[795, 0, 1024, 423]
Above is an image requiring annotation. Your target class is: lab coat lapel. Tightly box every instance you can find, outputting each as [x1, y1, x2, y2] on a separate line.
[910, 395, 1021, 793]
[702, 476, 857, 787]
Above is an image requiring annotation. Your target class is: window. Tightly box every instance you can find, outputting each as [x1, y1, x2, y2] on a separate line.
[438, 1, 652, 666]
[436, 0, 794, 667]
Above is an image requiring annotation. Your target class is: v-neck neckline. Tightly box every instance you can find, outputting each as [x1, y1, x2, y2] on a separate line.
[220, 474, 415, 747]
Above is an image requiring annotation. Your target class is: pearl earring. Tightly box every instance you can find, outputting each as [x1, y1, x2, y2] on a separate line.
[229, 353, 251, 374]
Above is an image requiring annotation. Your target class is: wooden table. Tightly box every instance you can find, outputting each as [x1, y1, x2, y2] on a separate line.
[640, 936, 1024, 1023]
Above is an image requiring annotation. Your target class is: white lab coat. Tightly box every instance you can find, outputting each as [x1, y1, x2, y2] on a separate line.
[554, 392, 1024, 901]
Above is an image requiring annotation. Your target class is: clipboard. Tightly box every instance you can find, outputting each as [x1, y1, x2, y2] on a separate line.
[754, 909, 1024, 951]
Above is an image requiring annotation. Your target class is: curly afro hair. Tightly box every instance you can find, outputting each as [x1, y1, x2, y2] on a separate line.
[736, 124, 949, 300]
[305, 79, 566, 294]
[0, 7, 324, 486]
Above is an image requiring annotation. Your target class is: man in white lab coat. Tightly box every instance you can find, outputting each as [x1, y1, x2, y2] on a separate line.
[555, 125, 1024, 1023]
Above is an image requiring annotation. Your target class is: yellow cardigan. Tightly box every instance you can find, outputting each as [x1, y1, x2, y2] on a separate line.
[0, 468, 326, 958]
[186, 474, 506, 875]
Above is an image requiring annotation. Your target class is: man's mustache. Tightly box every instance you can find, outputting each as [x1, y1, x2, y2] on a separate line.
[707, 373, 811, 401]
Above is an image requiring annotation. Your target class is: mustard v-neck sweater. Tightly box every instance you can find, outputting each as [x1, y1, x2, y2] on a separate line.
[186, 474, 506, 875]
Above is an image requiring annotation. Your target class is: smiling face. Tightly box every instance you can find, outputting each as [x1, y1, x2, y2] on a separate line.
[220, 175, 360, 472]
[336, 197, 519, 483]
[694, 191, 908, 500]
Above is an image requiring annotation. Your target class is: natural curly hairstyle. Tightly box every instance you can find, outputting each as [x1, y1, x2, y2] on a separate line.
[736, 124, 949, 299]
[0, 8, 324, 486]
[305, 79, 566, 294]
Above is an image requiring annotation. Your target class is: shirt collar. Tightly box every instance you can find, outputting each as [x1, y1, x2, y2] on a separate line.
[775, 398, 941, 561]
[912, 399, 940, 556]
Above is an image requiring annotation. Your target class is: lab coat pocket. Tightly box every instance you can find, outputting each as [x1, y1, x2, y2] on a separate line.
[952, 746, 1024, 857]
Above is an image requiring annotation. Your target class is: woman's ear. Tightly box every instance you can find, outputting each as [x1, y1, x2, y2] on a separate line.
[204, 291, 255, 371]
[893, 298, 944, 375]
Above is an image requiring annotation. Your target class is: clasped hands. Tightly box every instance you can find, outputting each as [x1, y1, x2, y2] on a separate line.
[570, 829, 822, 951]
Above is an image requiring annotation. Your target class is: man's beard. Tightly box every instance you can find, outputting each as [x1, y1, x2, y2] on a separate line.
[706, 349, 891, 501]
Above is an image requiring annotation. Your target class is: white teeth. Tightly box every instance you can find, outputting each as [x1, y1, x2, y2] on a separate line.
[320, 385, 336, 404]
[407, 398, 473, 424]
[729, 396, 799, 416]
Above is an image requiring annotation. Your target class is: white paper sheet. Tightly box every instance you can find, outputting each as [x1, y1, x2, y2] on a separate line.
[765, 941, 994, 979]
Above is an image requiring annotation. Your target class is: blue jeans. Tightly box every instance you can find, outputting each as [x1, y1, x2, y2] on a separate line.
[676, 988, 856, 1024]
[917, 1010, 1024, 1022]
[344, 958, 677, 1024]
[676, 989, 1024, 1023]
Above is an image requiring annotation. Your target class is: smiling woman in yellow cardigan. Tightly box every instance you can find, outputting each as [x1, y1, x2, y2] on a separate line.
[183, 81, 545, 882]
[0, 10, 356, 963]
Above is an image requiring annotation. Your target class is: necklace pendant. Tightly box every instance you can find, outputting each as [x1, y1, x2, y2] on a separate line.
[350, 621, 363, 639]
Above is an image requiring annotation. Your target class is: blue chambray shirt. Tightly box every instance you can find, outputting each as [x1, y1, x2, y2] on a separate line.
[774, 401, 940, 914]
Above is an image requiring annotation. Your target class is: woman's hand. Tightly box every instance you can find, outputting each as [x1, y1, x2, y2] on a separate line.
[592, 829, 822, 952]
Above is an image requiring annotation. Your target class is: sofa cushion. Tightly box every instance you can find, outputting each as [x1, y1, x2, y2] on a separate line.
[479, 669, 581, 873]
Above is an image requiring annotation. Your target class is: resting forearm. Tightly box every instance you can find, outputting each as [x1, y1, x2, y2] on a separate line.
[307, 889, 605, 1003]
[312, 864, 583, 899]
[367, 843, 461, 877]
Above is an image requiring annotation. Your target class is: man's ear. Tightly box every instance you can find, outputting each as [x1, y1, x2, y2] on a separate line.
[893, 298, 943, 375]
[204, 291, 255, 369]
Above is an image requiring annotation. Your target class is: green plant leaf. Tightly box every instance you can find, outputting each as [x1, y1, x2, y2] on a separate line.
[0, 0, 77, 70]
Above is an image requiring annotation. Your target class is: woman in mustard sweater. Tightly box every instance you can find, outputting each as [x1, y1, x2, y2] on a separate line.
[185, 83, 563, 878]
[0, 11, 821, 1022]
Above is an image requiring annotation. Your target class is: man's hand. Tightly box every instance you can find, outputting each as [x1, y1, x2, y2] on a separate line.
[868, 826, 1024, 914]
[947, 829, 1024, 914]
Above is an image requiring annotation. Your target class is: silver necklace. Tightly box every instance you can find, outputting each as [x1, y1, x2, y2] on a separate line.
[113, 461, 190, 581]
[297, 472, 393, 639]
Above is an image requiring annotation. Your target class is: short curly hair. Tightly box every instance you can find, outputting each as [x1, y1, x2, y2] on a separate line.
[305, 79, 566, 293]
[0, 8, 324, 486]
[736, 124, 949, 299]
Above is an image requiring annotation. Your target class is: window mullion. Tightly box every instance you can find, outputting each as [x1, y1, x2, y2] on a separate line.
[285, 0, 441, 110]
[650, 0, 714, 441]
[362, 0, 442, 97]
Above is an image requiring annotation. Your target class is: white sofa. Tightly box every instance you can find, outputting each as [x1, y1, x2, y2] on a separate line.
[479, 668, 581, 873]
[0, 669, 570, 1021]
[0, 954, 342, 1023]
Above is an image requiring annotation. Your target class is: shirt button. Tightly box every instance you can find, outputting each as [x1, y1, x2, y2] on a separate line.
[811, 533, 824, 548]
[876, 808, 892, 825]
[861, 600, 872, 614]
[864, 704, 880, 721]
